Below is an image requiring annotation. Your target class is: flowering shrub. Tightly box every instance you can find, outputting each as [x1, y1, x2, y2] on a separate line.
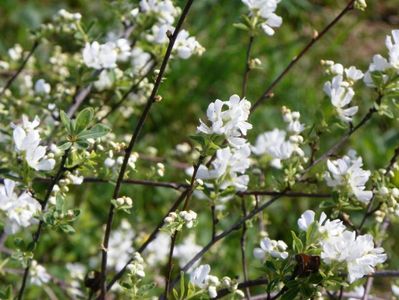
[0, 0, 399, 299]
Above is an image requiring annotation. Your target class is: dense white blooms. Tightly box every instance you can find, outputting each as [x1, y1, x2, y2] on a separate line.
[139, 0, 179, 25]
[0, 179, 41, 234]
[297, 210, 387, 283]
[252, 107, 305, 168]
[321, 231, 386, 283]
[242, 0, 283, 35]
[324, 150, 373, 203]
[198, 94, 252, 148]
[113, 38, 131, 62]
[253, 237, 288, 260]
[196, 144, 251, 191]
[83, 42, 117, 69]
[131, 48, 152, 74]
[12, 115, 55, 171]
[66, 263, 86, 298]
[30, 260, 51, 286]
[107, 220, 135, 271]
[173, 235, 202, 268]
[144, 232, 170, 266]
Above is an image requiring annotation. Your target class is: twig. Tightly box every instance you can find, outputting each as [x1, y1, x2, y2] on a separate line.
[240, 197, 250, 300]
[0, 40, 39, 98]
[250, 0, 356, 112]
[17, 149, 70, 300]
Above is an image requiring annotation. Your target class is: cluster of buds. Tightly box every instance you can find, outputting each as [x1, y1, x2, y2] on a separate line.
[163, 210, 198, 234]
[40, 9, 82, 34]
[126, 252, 145, 279]
[104, 150, 138, 170]
[282, 106, 305, 158]
[221, 277, 245, 298]
[156, 162, 165, 177]
[112, 196, 133, 213]
[49, 170, 84, 204]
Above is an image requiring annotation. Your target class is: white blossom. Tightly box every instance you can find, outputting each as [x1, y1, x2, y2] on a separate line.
[190, 264, 220, 298]
[30, 260, 51, 286]
[196, 144, 251, 191]
[34, 79, 51, 95]
[12, 116, 55, 171]
[139, 0, 179, 25]
[324, 150, 373, 203]
[198, 95, 252, 148]
[242, 0, 283, 36]
[82, 42, 117, 69]
[253, 237, 289, 260]
[321, 231, 386, 283]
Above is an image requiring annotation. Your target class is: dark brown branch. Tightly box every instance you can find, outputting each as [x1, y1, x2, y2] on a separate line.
[98, 2, 195, 298]
[0, 40, 39, 98]
[17, 149, 70, 300]
[240, 197, 250, 299]
[241, 35, 254, 98]
[250, 0, 355, 112]
[212, 278, 268, 299]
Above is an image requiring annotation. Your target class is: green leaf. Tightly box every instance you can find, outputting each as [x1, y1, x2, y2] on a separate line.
[58, 142, 72, 151]
[60, 111, 72, 134]
[291, 230, 303, 253]
[77, 124, 111, 140]
[75, 107, 94, 133]
[55, 195, 64, 212]
[60, 224, 75, 234]
[281, 287, 299, 300]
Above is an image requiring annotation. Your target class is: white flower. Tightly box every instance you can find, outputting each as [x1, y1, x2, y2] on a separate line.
[253, 237, 288, 260]
[321, 231, 386, 283]
[345, 66, 364, 83]
[174, 30, 205, 59]
[131, 48, 152, 75]
[386, 30, 399, 69]
[324, 75, 358, 123]
[145, 232, 170, 266]
[297, 210, 346, 239]
[114, 38, 131, 62]
[12, 116, 55, 171]
[94, 70, 114, 91]
[190, 264, 211, 289]
[146, 23, 171, 44]
[34, 79, 51, 95]
[83, 42, 117, 69]
[392, 284, 399, 296]
[196, 144, 251, 191]
[139, 0, 179, 25]
[30, 260, 51, 286]
[252, 129, 294, 168]
[173, 235, 202, 268]
[242, 0, 283, 36]
[324, 150, 373, 203]
[198, 95, 252, 148]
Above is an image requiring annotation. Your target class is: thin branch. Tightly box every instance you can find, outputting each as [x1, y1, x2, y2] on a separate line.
[240, 197, 250, 300]
[0, 40, 39, 98]
[250, 0, 356, 112]
[241, 35, 254, 99]
[212, 278, 268, 299]
[17, 149, 70, 300]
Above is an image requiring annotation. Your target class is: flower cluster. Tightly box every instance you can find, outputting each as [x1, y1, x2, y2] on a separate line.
[30, 260, 51, 286]
[198, 94, 252, 148]
[126, 252, 146, 278]
[163, 210, 198, 234]
[252, 106, 305, 169]
[298, 210, 387, 283]
[322, 60, 364, 123]
[0, 179, 41, 234]
[324, 150, 373, 203]
[12, 115, 55, 171]
[253, 237, 289, 260]
[197, 144, 251, 191]
[242, 0, 283, 36]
